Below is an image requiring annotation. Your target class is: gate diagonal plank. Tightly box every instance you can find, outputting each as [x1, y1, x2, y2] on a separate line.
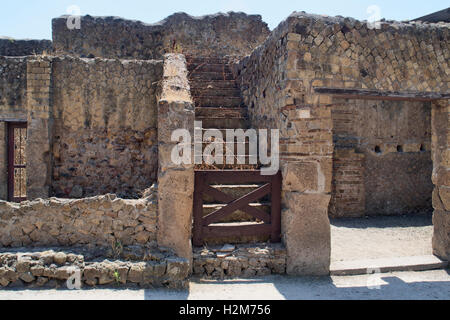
[203, 183, 271, 226]
[202, 185, 271, 223]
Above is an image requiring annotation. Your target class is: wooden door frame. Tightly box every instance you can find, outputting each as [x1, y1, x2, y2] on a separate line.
[7, 121, 27, 202]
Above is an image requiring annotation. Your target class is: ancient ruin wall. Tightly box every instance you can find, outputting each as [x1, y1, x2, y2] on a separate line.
[0, 38, 52, 57]
[330, 100, 433, 217]
[235, 18, 333, 276]
[0, 57, 28, 201]
[51, 56, 163, 198]
[0, 192, 157, 248]
[52, 12, 270, 60]
[0, 56, 27, 115]
[235, 12, 449, 272]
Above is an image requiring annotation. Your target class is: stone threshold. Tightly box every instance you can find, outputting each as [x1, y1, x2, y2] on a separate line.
[330, 255, 448, 276]
[193, 243, 287, 278]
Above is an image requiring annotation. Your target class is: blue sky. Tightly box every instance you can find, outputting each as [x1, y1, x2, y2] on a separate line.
[0, 0, 447, 39]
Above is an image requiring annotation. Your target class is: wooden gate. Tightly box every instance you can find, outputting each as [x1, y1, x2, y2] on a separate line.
[193, 170, 281, 246]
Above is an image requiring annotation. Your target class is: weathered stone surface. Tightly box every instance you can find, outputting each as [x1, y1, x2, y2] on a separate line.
[52, 13, 269, 60]
[0, 247, 189, 289]
[51, 56, 162, 198]
[282, 161, 318, 192]
[0, 38, 51, 56]
[433, 211, 450, 261]
[0, 194, 157, 248]
[282, 193, 331, 275]
[193, 244, 286, 278]
[157, 169, 194, 262]
[157, 54, 195, 266]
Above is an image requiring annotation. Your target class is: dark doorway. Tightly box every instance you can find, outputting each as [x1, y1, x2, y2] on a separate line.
[7, 122, 27, 202]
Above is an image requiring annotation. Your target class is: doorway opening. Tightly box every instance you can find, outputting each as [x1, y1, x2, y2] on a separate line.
[7, 122, 27, 203]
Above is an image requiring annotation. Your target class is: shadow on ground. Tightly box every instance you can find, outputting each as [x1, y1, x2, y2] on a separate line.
[330, 213, 433, 229]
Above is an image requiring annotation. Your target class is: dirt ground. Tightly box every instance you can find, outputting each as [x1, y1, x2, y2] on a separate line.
[331, 213, 434, 262]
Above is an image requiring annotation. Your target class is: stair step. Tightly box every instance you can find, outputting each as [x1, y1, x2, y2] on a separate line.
[186, 57, 231, 65]
[190, 80, 239, 90]
[196, 107, 247, 118]
[194, 96, 243, 108]
[191, 87, 241, 97]
[189, 72, 235, 81]
[188, 63, 232, 74]
[199, 117, 248, 129]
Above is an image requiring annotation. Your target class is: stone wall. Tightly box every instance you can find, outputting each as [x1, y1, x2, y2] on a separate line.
[235, 12, 449, 273]
[0, 57, 27, 110]
[0, 38, 52, 57]
[52, 12, 270, 60]
[0, 192, 157, 248]
[193, 244, 286, 278]
[51, 56, 163, 198]
[330, 100, 433, 217]
[0, 246, 189, 289]
[0, 56, 28, 201]
[235, 16, 333, 276]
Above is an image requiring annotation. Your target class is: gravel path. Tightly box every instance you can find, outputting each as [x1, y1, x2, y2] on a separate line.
[331, 214, 433, 262]
[0, 270, 448, 300]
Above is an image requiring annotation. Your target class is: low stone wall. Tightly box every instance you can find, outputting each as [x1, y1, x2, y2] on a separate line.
[0, 38, 52, 57]
[0, 246, 189, 289]
[0, 191, 157, 248]
[52, 12, 269, 59]
[193, 244, 286, 278]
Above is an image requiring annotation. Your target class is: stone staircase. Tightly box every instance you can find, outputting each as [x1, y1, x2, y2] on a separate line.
[187, 56, 257, 169]
[187, 56, 271, 244]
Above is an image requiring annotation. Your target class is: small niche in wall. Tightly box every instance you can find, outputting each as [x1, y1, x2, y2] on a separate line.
[420, 144, 425, 152]
[397, 145, 403, 153]
[374, 146, 382, 154]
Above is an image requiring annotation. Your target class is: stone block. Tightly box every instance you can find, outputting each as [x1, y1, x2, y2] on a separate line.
[432, 210, 450, 261]
[282, 161, 318, 192]
[157, 169, 194, 263]
[282, 192, 331, 275]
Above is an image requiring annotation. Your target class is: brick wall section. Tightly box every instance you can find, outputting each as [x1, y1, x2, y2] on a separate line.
[0, 39, 52, 56]
[330, 149, 365, 217]
[52, 12, 270, 59]
[330, 99, 433, 217]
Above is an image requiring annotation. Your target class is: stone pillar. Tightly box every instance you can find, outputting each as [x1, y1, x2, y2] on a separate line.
[26, 57, 53, 200]
[0, 121, 6, 200]
[281, 99, 333, 276]
[431, 100, 450, 261]
[157, 54, 195, 265]
[280, 36, 333, 275]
